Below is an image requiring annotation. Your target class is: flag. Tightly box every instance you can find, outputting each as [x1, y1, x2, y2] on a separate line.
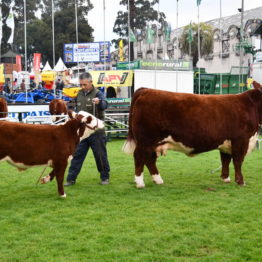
[197, 0, 201, 5]
[129, 28, 137, 42]
[119, 39, 124, 61]
[164, 24, 171, 41]
[16, 55, 22, 72]
[146, 26, 155, 44]
[6, 7, 15, 44]
[33, 53, 42, 72]
[187, 22, 193, 43]
[0, 7, 2, 43]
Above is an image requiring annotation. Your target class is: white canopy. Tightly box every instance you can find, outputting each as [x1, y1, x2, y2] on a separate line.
[42, 61, 53, 71]
[54, 57, 67, 72]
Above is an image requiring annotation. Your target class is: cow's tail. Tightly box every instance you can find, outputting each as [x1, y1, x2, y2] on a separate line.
[122, 88, 146, 155]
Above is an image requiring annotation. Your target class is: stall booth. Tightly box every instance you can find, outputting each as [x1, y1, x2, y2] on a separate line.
[134, 59, 194, 93]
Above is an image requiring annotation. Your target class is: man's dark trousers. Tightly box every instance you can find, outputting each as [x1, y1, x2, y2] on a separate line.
[67, 131, 110, 181]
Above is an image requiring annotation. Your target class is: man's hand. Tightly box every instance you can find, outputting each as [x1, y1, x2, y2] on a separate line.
[92, 97, 100, 104]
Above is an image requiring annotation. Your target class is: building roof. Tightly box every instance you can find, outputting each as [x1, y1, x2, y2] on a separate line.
[2, 50, 18, 58]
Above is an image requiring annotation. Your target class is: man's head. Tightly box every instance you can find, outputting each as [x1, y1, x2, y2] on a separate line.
[79, 72, 93, 92]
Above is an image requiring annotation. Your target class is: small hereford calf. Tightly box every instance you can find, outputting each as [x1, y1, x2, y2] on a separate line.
[0, 110, 104, 197]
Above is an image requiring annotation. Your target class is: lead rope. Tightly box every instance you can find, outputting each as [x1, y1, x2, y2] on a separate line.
[35, 166, 47, 185]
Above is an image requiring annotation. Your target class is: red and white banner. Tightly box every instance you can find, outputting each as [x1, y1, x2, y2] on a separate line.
[33, 53, 41, 72]
[16, 55, 22, 72]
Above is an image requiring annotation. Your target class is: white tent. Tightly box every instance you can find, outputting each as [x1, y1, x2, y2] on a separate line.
[42, 61, 53, 71]
[54, 57, 67, 72]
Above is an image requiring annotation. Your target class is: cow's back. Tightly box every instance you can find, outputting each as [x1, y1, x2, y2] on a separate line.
[126, 88, 259, 154]
[0, 98, 8, 118]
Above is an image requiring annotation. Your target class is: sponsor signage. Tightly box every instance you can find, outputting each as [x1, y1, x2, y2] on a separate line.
[106, 98, 131, 104]
[90, 70, 133, 87]
[139, 59, 193, 71]
[8, 105, 50, 120]
[33, 53, 41, 72]
[116, 61, 140, 70]
[64, 42, 110, 63]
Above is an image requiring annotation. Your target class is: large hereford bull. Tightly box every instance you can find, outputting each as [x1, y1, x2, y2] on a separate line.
[123, 88, 262, 188]
[0, 97, 8, 118]
[49, 99, 68, 122]
[0, 111, 104, 197]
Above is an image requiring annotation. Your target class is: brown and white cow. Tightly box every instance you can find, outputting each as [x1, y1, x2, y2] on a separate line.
[123, 87, 262, 188]
[0, 97, 8, 118]
[49, 99, 68, 122]
[0, 110, 104, 197]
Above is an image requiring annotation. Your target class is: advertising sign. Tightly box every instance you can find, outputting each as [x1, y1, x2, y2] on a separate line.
[16, 55, 22, 72]
[33, 53, 41, 72]
[139, 59, 193, 71]
[64, 42, 110, 63]
[90, 70, 133, 87]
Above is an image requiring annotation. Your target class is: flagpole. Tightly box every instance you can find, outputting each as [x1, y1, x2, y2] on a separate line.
[198, 2, 200, 94]
[24, 0, 28, 103]
[176, 0, 178, 92]
[128, 0, 131, 70]
[75, 0, 79, 78]
[154, 1, 160, 90]
[219, 0, 222, 94]
[103, 0, 106, 70]
[52, 0, 55, 68]
[0, 6, 2, 64]
[240, 0, 244, 93]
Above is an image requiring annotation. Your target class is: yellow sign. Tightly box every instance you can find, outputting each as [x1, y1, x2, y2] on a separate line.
[119, 40, 124, 62]
[90, 70, 133, 87]
[41, 71, 56, 82]
[0, 64, 5, 83]
[63, 87, 81, 98]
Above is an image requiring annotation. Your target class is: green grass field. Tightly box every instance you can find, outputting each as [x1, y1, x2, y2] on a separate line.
[0, 139, 262, 262]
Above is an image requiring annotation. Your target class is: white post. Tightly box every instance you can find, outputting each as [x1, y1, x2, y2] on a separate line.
[154, 1, 160, 90]
[239, 0, 244, 93]
[103, 0, 106, 70]
[52, 0, 56, 97]
[75, 0, 79, 78]
[128, 0, 131, 70]
[176, 0, 178, 92]
[219, 0, 222, 94]
[24, 0, 28, 103]
[198, 4, 201, 94]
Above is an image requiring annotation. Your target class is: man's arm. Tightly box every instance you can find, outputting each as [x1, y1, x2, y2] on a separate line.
[95, 91, 108, 110]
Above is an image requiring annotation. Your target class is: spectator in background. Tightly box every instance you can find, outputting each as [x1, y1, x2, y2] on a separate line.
[20, 79, 26, 92]
[3, 80, 11, 94]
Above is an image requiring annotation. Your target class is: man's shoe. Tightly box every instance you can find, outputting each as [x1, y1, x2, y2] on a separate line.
[100, 179, 109, 185]
[64, 180, 75, 187]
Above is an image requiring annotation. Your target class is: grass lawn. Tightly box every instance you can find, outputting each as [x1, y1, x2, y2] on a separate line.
[0, 139, 262, 262]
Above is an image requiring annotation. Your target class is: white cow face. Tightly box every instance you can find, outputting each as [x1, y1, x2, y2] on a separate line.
[70, 110, 104, 140]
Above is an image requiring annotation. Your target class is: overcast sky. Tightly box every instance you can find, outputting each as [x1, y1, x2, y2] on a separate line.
[88, 0, 262, 49]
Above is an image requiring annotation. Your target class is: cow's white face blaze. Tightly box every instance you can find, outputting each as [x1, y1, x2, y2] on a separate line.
[77, 111, 104, 140]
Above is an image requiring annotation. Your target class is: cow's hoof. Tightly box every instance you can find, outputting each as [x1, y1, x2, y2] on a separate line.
[237, 181, 246, 186]
[222, 177, 231, 183]
[136, 183, 145, 189]
[152, 174, 164, 185]
[60, 193, 67, 198]
[41, 175, 50, 184]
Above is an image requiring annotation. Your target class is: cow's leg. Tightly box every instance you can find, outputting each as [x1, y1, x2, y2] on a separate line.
[54, 161, 67, 197]
[219, 152, 232, 183]
[231, 141, 248, 186]
[134, 147, 146, 188]
[145, 151, 164, 185]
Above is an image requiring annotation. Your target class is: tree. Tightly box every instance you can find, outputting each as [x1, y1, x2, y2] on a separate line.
[113, 0, 166, 60]
[179, 22, 214, 67]
[1, 0, 42, 55]
[1, 0, 94, 68]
